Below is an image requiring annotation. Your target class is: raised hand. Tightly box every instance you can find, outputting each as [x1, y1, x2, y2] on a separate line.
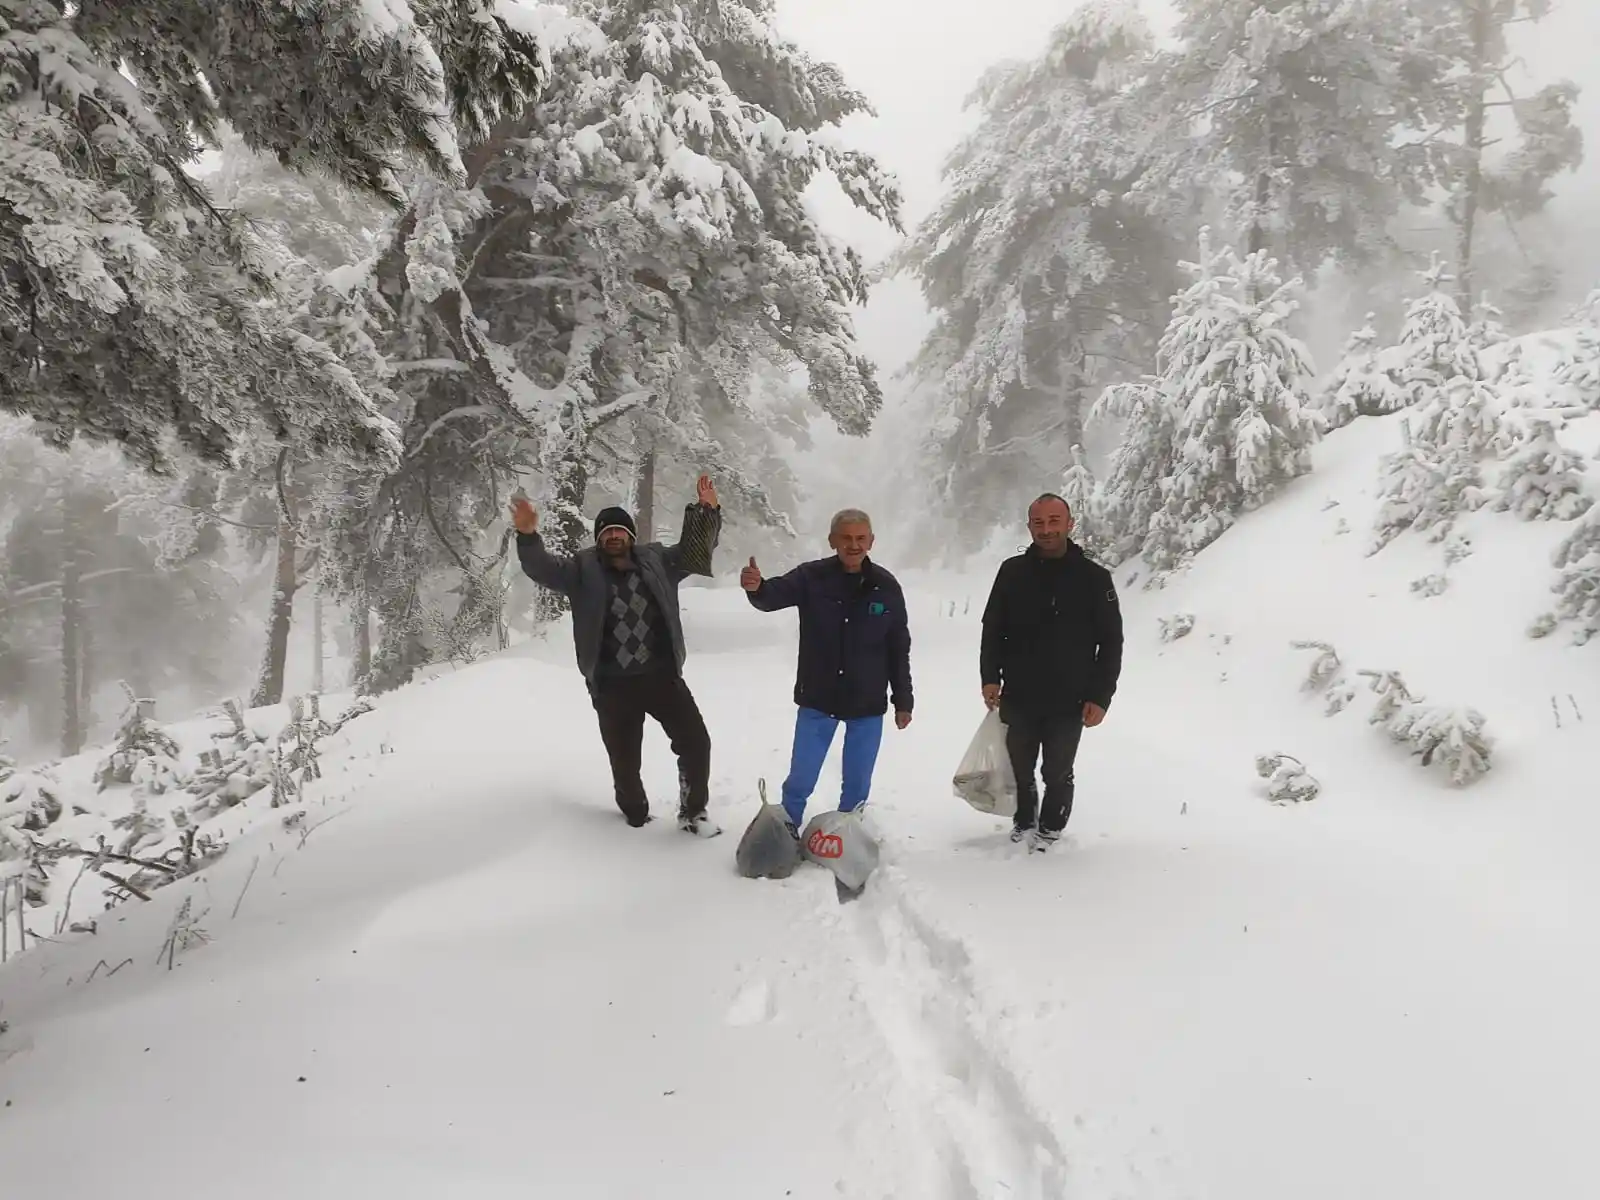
[510, 497, 538, 535]
[740, 556, 761, 592]
[696, 474, 719, 508]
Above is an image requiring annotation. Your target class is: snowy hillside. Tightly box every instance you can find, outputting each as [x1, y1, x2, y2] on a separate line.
[3, 374, 1597, 1197]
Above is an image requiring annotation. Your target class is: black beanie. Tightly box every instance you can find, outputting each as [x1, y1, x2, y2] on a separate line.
[593, 506, 636, 542]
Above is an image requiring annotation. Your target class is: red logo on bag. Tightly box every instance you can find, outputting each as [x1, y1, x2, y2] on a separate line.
[807, 830, 844, 859]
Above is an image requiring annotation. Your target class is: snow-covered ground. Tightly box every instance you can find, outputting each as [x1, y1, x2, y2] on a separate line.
[2, 408, 1598, 1199]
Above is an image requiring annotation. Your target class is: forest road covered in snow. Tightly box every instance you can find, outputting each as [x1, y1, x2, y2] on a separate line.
[1, 580, 1597, 1199]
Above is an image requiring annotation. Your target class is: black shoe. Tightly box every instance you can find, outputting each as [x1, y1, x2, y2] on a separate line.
[1031, 828, 1061, 852]
[625, 812, 653, 828]
[1010, 822, 1033, 844]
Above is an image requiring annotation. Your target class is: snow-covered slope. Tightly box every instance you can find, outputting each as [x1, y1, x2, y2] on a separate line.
[2, 405, 1597, 1198]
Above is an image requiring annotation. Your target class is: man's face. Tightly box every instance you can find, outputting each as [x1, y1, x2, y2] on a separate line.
[829, 522, 874, 569]
[1027, 499, 1073, 554]
[599, 528, 633, 560]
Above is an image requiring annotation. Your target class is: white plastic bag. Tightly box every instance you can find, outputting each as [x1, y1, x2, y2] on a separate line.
[952, 709, 1017, 817]
[799, 809, 879, 892]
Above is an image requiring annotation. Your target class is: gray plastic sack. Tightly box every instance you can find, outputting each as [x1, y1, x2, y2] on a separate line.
[735, 779, 802, 880]
[952, 709, 1018, 817]
[799, 809, 880, 892]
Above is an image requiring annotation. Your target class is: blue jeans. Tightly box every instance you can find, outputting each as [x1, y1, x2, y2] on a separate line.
[780, 707, 885, 827]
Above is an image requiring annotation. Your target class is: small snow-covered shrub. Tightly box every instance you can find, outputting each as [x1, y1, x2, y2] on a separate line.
[1289, 649, 1492, 784]
[1443, 532, 1473, 565]
[1411, 573, 1449, 597]
[95, 686, 183, 793]
[1254, 753, 1320, 804]
[1317, 316, 1404, 428]
[1358, 669, 1493, 785]
[1159, 613, 1196, 643]
[1494, 418, 1592, 521]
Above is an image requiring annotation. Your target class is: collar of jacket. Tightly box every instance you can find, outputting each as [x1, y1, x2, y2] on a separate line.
[1030, 544, 1081, 563]
[824, 554, 879, 583]
[1024, 541, 1082, 565]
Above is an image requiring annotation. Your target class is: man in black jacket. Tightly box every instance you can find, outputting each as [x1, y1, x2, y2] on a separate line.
[511, 475, 722, 835]
[742, 508, 913, 831]
[980, 493, 1123, 852]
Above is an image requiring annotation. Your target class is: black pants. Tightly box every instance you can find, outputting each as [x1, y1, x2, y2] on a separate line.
[1003, 705, 1085, 834]
[592, 671, 711, 825]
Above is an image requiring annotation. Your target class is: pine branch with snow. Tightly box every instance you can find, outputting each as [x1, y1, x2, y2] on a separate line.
[1290, 639, 1355, 714]
[1092, 379, 1179, 568]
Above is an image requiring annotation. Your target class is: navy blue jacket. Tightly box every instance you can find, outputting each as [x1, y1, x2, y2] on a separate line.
[747, 556, 913, 720]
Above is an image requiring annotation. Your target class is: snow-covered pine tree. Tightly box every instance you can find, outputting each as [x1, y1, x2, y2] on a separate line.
[1058, 444, 1113, 564]
[1389, 256, 1483, 408]
[1494, 417, 1591, 522]
[1139, 231, 1320, 572]
[1090, 378, 1177, 569]
[1552, 287, 1600, 411]
[342, 0, 902, 689]
[1541, 506, 1600, 644]
[899, 0, 1183, 552]
[1, 0, 547, 471]
[1410, 0, 1584, 307]
[1154, 0, 1445, 274]
[1315, 315, 1404, 428]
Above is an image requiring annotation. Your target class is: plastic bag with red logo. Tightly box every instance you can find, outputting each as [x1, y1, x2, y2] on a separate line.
[952, 709, 1017, 817]
[735, 779, 802, 880]
[799, 809, 879, 893]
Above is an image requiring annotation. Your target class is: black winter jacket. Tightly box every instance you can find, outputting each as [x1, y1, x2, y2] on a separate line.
[747, 556, 913, 720]
[980, 543, 1123, 715]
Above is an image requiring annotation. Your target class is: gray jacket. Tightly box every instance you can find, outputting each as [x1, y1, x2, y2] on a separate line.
[515, 502, 722, 688]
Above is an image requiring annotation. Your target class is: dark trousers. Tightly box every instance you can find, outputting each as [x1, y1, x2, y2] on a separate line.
[1003, 705, 1085, 834]
[592, 671, 711, 825]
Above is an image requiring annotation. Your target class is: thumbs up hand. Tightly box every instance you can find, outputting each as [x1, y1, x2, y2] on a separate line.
[740, 556, 762, 592]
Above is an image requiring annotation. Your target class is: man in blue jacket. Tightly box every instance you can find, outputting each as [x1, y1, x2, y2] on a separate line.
[741, 508, 913, 832]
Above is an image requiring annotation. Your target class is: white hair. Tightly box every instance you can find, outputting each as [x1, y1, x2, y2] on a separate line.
[829, 508, 872, 536]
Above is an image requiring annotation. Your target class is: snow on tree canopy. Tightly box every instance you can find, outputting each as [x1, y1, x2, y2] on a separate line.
[1138, 230, 1319, 572]
[0, 0, 552, 471]
[896, 0, 1179, 551]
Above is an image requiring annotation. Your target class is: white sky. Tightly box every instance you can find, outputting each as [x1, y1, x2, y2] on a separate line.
[775, 0, 1600, 375]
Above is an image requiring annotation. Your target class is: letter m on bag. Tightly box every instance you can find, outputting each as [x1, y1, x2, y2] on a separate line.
[807, 830, 844, 859]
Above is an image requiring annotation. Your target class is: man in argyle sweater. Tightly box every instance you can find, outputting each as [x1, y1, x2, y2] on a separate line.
[512, 475, 723, 834]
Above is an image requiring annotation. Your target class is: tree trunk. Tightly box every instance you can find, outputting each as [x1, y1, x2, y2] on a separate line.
[250, 511, 299, 708]
[634, 449, 656, 543]
[350, 596, 372, 693]
[312, 586, 325, 694]
[59, 488, 84, 758]
[1455, 2, 1491, 310]
[79, 616, 92, 740]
